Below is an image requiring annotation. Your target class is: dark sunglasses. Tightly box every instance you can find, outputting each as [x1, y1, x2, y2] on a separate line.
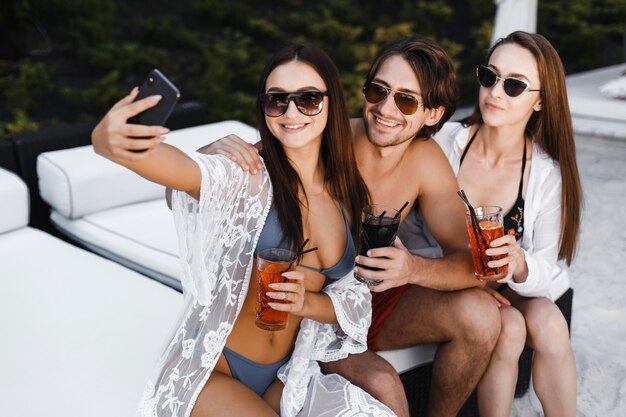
[476, 65, 540, 98]
[362, 81, 423, 115]
[260, 91, 327, 117]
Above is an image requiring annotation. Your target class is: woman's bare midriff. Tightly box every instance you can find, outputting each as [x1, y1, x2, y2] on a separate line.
[213, 260, 326, 377]
[215, 195, 348, 376]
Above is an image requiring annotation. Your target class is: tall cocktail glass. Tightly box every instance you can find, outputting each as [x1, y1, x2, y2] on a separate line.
[255, 248, 297, 331]
[465, 206, 508, 281]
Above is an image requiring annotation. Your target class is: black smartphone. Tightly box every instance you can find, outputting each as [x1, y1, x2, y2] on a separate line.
[128, 69, 180, 126]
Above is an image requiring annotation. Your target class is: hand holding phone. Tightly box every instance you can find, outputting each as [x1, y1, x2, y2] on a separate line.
[128, 69, 180, 126]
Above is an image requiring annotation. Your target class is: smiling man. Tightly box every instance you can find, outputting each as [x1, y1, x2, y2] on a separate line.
[317, 36, 502, 417]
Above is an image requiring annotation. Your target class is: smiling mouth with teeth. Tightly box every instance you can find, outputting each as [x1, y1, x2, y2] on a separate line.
[376, 117, 399, 128]
[283, 124, 305, 129]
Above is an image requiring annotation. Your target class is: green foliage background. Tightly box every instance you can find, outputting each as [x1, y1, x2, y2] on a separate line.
[0, 0, 624, 137]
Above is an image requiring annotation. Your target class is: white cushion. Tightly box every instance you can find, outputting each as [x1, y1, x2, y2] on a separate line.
[38, 120, 259, 219]
[0, 168, 29, 233]
[567, 63, 626, 139]
[378, 343, 438, 374]
[0, 227, 183, 417]
[50, 199, 182, 289]
[599, 75, 626, 100]
[38, 147, 164, 219]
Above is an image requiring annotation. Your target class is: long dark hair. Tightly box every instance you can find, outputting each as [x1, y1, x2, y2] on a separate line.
[365, 35, 459, 139]
[465, 31, 582, 264]
[256, 45, 369, 249]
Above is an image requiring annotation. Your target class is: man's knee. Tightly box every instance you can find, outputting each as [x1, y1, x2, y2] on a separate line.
[367, 365, 405, 398]
[450, 288, 501, 347]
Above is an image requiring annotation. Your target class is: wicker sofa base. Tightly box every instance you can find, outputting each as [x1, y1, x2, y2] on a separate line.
[400, 364, 479, 417]
[399, 287, 574, 417]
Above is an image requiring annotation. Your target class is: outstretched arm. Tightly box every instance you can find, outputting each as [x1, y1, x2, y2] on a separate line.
[93, 88, 201, 198]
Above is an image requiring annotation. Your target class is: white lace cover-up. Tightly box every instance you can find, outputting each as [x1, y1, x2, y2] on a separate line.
[136, 154, 395, 417]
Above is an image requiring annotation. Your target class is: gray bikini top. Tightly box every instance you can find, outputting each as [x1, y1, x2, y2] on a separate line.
[255, 202, 355, 280]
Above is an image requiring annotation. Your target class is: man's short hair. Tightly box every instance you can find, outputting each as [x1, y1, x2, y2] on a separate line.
[365, 36, 459, 138]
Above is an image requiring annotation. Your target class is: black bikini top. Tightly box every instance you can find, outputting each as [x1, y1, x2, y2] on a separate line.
[459, 126, 526, 240]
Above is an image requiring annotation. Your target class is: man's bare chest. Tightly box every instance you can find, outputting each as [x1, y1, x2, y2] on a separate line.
[366, 176, 419, 220]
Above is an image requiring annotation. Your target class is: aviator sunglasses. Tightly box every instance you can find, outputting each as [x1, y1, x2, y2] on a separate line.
[476, 65, 540, 98]
[363, 81, 423, 115]
[260, 91, 328, 117]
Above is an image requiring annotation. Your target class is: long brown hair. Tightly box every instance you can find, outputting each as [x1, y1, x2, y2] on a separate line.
[465, 31, 582, 264]
[365, 35, 459, 139]
[257, 45, 369, 249]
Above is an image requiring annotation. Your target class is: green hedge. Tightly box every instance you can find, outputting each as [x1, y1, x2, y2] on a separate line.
[0, 0, 624, 137]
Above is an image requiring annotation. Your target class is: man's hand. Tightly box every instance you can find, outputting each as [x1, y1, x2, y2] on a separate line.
[165, 134, 262, 208]
[199, 134, 263, 174]
[354, 237, 420, 292]
[480, 285, 512, 308]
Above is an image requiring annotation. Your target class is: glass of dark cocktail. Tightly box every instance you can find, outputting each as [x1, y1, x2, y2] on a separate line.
[355, 204, 400, 285]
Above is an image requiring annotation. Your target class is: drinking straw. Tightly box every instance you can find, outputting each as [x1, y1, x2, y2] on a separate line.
[295, 238, 310, 257]
[298, 247, 319, 256]
[282, 238, 319, 277]
[457, 190, 491, 273]
[378, 210, 387, 225]
[394, 201, 410, 219]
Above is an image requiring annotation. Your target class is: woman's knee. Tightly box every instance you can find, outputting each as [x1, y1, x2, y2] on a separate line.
[524, 299, 571, 357]
[493, 307, 527, 361]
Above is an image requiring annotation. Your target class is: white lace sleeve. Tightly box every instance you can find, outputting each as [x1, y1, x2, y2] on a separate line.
[171, 153, 269, 305]
[314, 272, 372, 360]
[137, 154, 273, 417]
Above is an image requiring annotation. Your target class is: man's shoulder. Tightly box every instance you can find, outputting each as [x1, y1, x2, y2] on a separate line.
[405, 136, 450, 167]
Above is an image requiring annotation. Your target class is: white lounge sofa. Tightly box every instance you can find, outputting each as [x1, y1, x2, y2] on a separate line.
[35, 120, 574, 412]
[0, 167, 183, 417]
[37, 121, 259, 290]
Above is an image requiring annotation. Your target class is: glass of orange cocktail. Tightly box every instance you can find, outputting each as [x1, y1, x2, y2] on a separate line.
[465, 206, 508, 281]
[255, 248, 297, 331]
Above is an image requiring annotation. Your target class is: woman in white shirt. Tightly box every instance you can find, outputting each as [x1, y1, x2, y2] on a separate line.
[435, 31, 581, 417]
